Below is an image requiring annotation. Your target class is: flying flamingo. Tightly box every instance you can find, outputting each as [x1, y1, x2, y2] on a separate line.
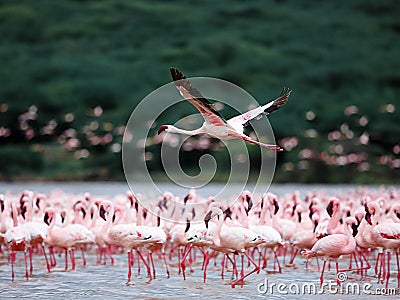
[158, 68, 291, 151]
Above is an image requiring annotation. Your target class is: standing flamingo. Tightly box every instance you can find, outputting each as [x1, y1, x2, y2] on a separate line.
[158, 68, 291, 151]
[5, 200, 29, 280]
[21, 191, 50, 274]
[44, 208, 93, 271]
[204, 206, 265, 288]
[365, 202, 400, 288]
[301, 217, 358, 287]
[99, 200, 153, 284]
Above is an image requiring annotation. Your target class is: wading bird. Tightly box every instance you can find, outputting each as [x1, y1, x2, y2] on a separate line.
[158, 68, 291, 151]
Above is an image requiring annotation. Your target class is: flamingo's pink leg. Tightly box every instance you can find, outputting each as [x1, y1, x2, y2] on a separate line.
[203, 251, 210, 283]
[396, 250, 400, 288]
[49, 246, 56, 267]
[231, 252, 260, 288]
[221, 254, 226, 279]
[28, 247, 33, 275]
[290, 248, 298, 264]
[274, 250, 282, 273]
[64, 249, 68, 271]
[161, 250, 170, 278]
[385, 251, 391, 289]
[41, 244, 50, 272]
[11, 252, 15, 281]
[225, 254, 237, 280]
[149, 251, 156, 279]
[375, 252, 382, 276]
[320, 260, 327, 288]
[70, 249, 76, 270]
[126, 251, 132, 284]
[180, 244, 193, 280]
[262, 248, 267, 269]
[137, 250, 152, 281]
[335, 261, 341, 286]
[81, 247, 86, 266]
[379, 251, 385, 284]
[106, 247, 114, 265]
[24, 251, 29, 280]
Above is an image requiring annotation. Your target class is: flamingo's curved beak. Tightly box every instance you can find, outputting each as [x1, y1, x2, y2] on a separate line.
[364, 205, 372, 225]
[185, 218, 191, 233]
[99, 206, 106, 221]
[204, 211, 212, 229]
[44, 213, 50, 226]
[326, 202, 334, 217]
[273, 199, 279, 215]
[245, 195, 253, 215]
[158, 125, 168, 134]
[351, 222, 359, 237]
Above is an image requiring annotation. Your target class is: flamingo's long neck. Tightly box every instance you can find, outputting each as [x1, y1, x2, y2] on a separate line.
[213, 208, 224, 247]
[239, 200, 249, 228]
[168, 126, 204, 136]
[47, 211, 57, 239]
[90, 205, 98, 228]
[136, 199, 143, 226]
[102, 203, 115, 237]
[26, 194, 33, 222]
[259, 198, 268, 226]
[327, 205, 341, 233]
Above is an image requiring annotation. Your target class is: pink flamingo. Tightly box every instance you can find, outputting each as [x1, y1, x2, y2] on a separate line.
[158, 68, 291, 151]
[301, 217, 358, 287]
[365, 202, 400, 288]
[99, 200, 153, 284]
[44, 207, 91, 271]
[326, 197, 344, 235]
[21, 191, 50, 274]
[5, 200, 29, 280]
[204, 206, 265, 288]
[249, 194, 283, 272]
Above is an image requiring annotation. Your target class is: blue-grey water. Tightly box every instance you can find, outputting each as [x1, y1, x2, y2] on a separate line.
[0, 182, 399, 299]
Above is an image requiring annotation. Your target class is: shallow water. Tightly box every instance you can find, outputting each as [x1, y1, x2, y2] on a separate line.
[0, 182, 399, 299]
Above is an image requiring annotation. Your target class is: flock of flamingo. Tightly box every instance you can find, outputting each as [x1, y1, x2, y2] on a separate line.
[1, 187, 400, 289]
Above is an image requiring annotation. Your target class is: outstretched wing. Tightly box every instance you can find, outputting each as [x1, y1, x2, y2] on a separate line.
[170, 67, 228, 126]
[227, 87, 291, 127]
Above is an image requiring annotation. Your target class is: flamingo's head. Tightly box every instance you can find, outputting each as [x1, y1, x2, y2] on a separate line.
[99, 200, 112, 221]
[272, 198, 279, 215]
[394, 207, 400, 221]
[326, 198, 339, 217]
[364, 204, 372, 225]
[204, 210, 212, 229]
[99, 205, 107, 221]
[241, 191, 253, 214]
[43, 208, 55, 226]
[0, 194, 4, 212]
[158, 125, 169, 134]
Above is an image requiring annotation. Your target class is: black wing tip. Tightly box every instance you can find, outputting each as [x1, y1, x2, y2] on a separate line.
[170, 67, 186, 81]
[274, 87, 292, 106]
[263, 87, 292, 115]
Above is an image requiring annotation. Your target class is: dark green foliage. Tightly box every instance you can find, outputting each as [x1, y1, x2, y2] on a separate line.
[0, 0, 399, 182]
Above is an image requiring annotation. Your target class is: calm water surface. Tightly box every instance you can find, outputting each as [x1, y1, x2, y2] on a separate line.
[0, 182, 398, 299]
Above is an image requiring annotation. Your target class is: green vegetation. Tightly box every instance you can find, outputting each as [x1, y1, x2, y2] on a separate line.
[0, 0, 399, 183]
